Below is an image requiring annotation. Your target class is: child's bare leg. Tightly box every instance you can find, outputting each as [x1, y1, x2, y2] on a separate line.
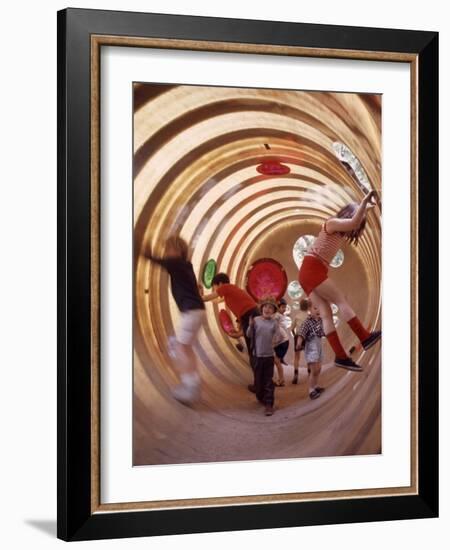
[313, 278, 356, 322]
[314, 279, 376, 346]
[293, 350, 300, 383]
[174, 342, 198, 375]
[308, 362, 324, 399]
[173, 342, 201, 403]
[309, 292, 334, 334]
[308, 362, 322, 392]
[274, 356, 285, 385]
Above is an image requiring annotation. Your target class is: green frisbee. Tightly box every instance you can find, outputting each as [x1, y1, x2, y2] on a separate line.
[202, 259, 217, 289]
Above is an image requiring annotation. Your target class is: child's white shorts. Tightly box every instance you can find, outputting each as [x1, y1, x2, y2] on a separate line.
[304, 336, 323, 364]
[176, 309, 205, 345]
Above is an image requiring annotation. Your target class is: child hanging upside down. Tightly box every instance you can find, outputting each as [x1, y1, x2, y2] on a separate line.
[298, 190, 381, 372]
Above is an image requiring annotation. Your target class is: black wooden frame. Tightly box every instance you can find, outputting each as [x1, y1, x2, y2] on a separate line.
[57, 8, 438, 541]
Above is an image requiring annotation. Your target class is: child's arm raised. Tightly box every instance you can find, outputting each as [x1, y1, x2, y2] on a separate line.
[143, 243, 166, 265]
[326, 190, 377, 233]
[197, 283, 220, 302]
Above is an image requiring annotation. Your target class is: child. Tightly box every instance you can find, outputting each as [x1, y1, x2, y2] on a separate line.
[296, 304, 326, 399]
[202, 273, 259, 386]
[298, 189, 381, 372]
[291, 298, 311, 384]
[145, 236, 205, 405]
[272, 298, 290, 386]
[247, 298, 282, 416]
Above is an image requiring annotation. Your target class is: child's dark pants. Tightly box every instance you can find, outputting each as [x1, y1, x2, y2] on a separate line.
[240, 307, 260, 371]
[255, 356, 275, 406]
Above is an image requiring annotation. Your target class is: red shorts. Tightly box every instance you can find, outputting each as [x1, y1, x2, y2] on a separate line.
[299, 255, 328, 295]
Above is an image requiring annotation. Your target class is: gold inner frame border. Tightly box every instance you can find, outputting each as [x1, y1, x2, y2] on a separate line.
[90, 34, 419, 514]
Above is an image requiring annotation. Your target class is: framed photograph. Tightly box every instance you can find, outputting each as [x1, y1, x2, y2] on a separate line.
[57, 8, 438, 541]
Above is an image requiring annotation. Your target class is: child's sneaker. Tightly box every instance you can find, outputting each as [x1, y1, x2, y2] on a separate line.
[171, 383, 200, 405]
[292, 372, 298, 385]
[309, 389, 322, 400]
[334, 357, 363, 372]
[264, 405, 274, 416]
[362, 330, 382, 351]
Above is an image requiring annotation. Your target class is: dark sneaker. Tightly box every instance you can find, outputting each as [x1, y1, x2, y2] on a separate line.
[334, 357, 363, 372]
[265, 405, 274, 416]
[309, 389, 321, 400]
[247, 384, 256, 393]
[292, 372, 298, 385]
[362, 330, 382, 351]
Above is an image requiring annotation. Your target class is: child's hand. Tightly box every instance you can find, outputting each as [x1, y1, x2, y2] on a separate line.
[364, 190, 378, 208]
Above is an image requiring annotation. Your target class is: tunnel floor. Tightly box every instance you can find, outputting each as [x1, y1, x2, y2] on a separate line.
[133, 348, 381, 466]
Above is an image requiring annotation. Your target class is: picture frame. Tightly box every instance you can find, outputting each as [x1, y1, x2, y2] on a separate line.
[57, 7, 438, 541]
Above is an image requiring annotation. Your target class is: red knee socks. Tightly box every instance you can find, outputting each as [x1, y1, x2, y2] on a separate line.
[326, 331, 348, 359]
[347, 316, 370, 343]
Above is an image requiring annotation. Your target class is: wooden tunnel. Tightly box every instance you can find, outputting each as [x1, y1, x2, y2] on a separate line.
[133, 84, 382, 465]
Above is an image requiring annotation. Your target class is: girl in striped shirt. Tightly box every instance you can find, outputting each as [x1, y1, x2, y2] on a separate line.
[298, 190, 381, 372]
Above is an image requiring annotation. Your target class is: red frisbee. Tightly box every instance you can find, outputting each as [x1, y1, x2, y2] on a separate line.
[218, 309, 235, 334]
[246, 258, 288, 302]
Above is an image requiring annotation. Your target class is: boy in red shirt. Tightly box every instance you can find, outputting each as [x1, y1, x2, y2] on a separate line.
[203, 273, 259, 387]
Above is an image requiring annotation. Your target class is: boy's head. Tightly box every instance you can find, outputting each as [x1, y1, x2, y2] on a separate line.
[260, 298, 278, 318]
[311, 304, 321, 319]
[278, 298, 287, 314]
[299, 297, 311, 312]
[165, 236, 189, 260]
[212, 272, 230, 291]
